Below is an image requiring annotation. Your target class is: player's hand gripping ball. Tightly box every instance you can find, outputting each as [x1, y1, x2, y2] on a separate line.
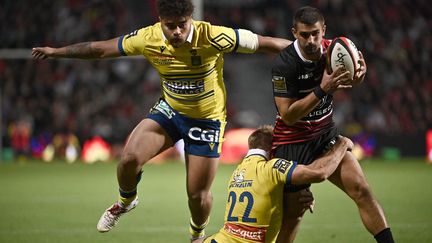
[327, 37, 360, 79]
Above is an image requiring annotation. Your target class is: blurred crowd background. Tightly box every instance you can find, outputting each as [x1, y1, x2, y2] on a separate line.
[1, 0, 431, 161]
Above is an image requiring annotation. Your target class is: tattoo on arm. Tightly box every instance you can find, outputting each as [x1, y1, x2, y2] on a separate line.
[65, 42, 101, 58]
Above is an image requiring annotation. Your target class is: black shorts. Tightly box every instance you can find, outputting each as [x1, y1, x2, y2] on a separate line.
[273, 126, 339, 192]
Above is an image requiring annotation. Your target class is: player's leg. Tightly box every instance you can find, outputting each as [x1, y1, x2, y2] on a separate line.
[276, 190, 309, 243]
[97, 118, 174, 232]
[328, 152, 394, 243]
[117, 118, 174, 198]
[273, 140, 315, 243]
[186, 154, 219, 240]
[178, 115, 225, 241]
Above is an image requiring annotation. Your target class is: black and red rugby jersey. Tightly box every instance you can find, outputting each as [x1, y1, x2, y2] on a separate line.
[271, 39, 335, 147]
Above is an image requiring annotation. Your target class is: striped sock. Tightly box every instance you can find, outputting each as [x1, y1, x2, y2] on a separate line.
[118, 171, 143, 207]
[189, 218, 209, 239]
[118, 188, 137, 207]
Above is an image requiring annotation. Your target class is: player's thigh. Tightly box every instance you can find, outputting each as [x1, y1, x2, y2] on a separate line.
[328, 151, 370, 197]
[185, 154, 219, 194]
[122, 118, 174, 165]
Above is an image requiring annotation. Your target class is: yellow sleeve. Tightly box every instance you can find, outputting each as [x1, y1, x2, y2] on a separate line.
[208, 25, 238, 53]
[118, 28, 147, 56]
[267, 158, 298, 185]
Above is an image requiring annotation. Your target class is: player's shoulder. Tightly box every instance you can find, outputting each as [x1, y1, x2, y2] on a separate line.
[193, 20, 212, 30]
[267, 158, 296, 173]
[194, 20, 236, 52]
[194, 20, 235, 37]
[272, 44, 298, 73]
[275, 44, 297, 65]
[126, 23, 163, 42]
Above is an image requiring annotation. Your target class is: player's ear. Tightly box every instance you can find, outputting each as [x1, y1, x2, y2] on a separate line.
[322, 24, 326, 37]
[291, 27, 297, 39]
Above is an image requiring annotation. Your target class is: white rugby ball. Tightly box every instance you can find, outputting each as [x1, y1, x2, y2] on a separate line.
[327, 37, 360, 79]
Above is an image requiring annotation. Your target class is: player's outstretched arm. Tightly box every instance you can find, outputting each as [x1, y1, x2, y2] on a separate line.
[32, 37, 121, 59]
[257, 35, 292, 53]
[235, 29, 291, 54]
[291, 136, 353, 185]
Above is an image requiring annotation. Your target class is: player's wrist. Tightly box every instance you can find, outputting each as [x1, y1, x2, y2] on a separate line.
[313, 86, 327, 99]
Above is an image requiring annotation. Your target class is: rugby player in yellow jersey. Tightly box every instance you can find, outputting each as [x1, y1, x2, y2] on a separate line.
[32, 0, 292, 241]
[201, 125, 353, 243]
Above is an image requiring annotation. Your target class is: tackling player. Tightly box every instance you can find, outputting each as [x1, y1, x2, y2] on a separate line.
[201, 125, 353, 243]
[270, 6, 394, 243]
[32, 0, 291, 241]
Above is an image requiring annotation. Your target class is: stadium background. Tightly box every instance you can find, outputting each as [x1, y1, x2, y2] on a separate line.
[0, 0, 431, 242]
[2, 0, 431, 161]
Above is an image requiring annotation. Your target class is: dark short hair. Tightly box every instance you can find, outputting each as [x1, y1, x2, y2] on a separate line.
[248, 125, 274, 152]
[157, 0, 194, 18]
[293, 6, 324, 27]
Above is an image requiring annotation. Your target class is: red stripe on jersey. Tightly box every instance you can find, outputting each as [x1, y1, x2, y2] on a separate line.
[272, 38, 333, 148]
[272, 114, 333, 147]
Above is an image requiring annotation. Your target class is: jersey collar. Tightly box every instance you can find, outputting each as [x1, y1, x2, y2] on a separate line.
[246, 149, 269, 160]
[161, 21, 194, 44]
[294, 39, 323, 63]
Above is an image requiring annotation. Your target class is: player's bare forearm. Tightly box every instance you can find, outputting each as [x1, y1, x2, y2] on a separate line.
[275, 93, 321, 125]
[292, 136, 352, 184]
[257, 35, 292, 53]
[32, 38, 120, 59]
[67, 42, 97, 58]
[309, 136, 353, 178]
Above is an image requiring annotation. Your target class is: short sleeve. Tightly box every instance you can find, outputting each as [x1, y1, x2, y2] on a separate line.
[208, 25, 238, 53]
[271, 54, 299, 98]
[267, 158, 297, 185]
[118, 28, 146, 56]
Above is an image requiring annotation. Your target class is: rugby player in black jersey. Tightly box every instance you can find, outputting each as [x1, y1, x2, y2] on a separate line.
[270, 6, 394, 243]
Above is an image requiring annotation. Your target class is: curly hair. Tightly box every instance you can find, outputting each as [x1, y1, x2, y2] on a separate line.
[248, 125, 274, 152]
[157, 0, 194, 18]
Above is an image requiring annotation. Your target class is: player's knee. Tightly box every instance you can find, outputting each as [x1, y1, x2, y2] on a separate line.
[119, 153, 140, 169]
[350, 181, 374, 203]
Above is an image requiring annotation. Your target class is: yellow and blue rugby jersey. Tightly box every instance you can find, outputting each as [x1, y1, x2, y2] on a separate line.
[118, 21, 240, 120]
[205, 153, 297, 243]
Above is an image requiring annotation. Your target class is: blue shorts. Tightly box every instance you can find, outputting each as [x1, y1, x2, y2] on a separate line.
[147, 99, 226, 158]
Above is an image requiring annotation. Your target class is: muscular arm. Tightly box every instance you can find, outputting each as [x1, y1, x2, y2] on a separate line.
[275, 94, 321, 125]
[291, 136, 353, 185]
[275, 68, 352, 125]
[32, 37, 121, 59]
[257, 35, 292, 53]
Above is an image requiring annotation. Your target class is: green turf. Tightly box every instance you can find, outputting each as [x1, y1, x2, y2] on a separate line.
[0, 158, 431, 243]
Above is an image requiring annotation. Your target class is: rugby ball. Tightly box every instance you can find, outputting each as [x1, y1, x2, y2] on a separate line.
[327, 37, 360, 79]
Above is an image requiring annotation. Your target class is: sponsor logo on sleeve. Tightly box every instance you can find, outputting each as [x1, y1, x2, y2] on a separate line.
[272, 159, 292, 173]
[272, 76, 287, 93]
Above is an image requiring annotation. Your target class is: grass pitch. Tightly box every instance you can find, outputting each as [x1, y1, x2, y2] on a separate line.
[0, 158, 431, 243]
